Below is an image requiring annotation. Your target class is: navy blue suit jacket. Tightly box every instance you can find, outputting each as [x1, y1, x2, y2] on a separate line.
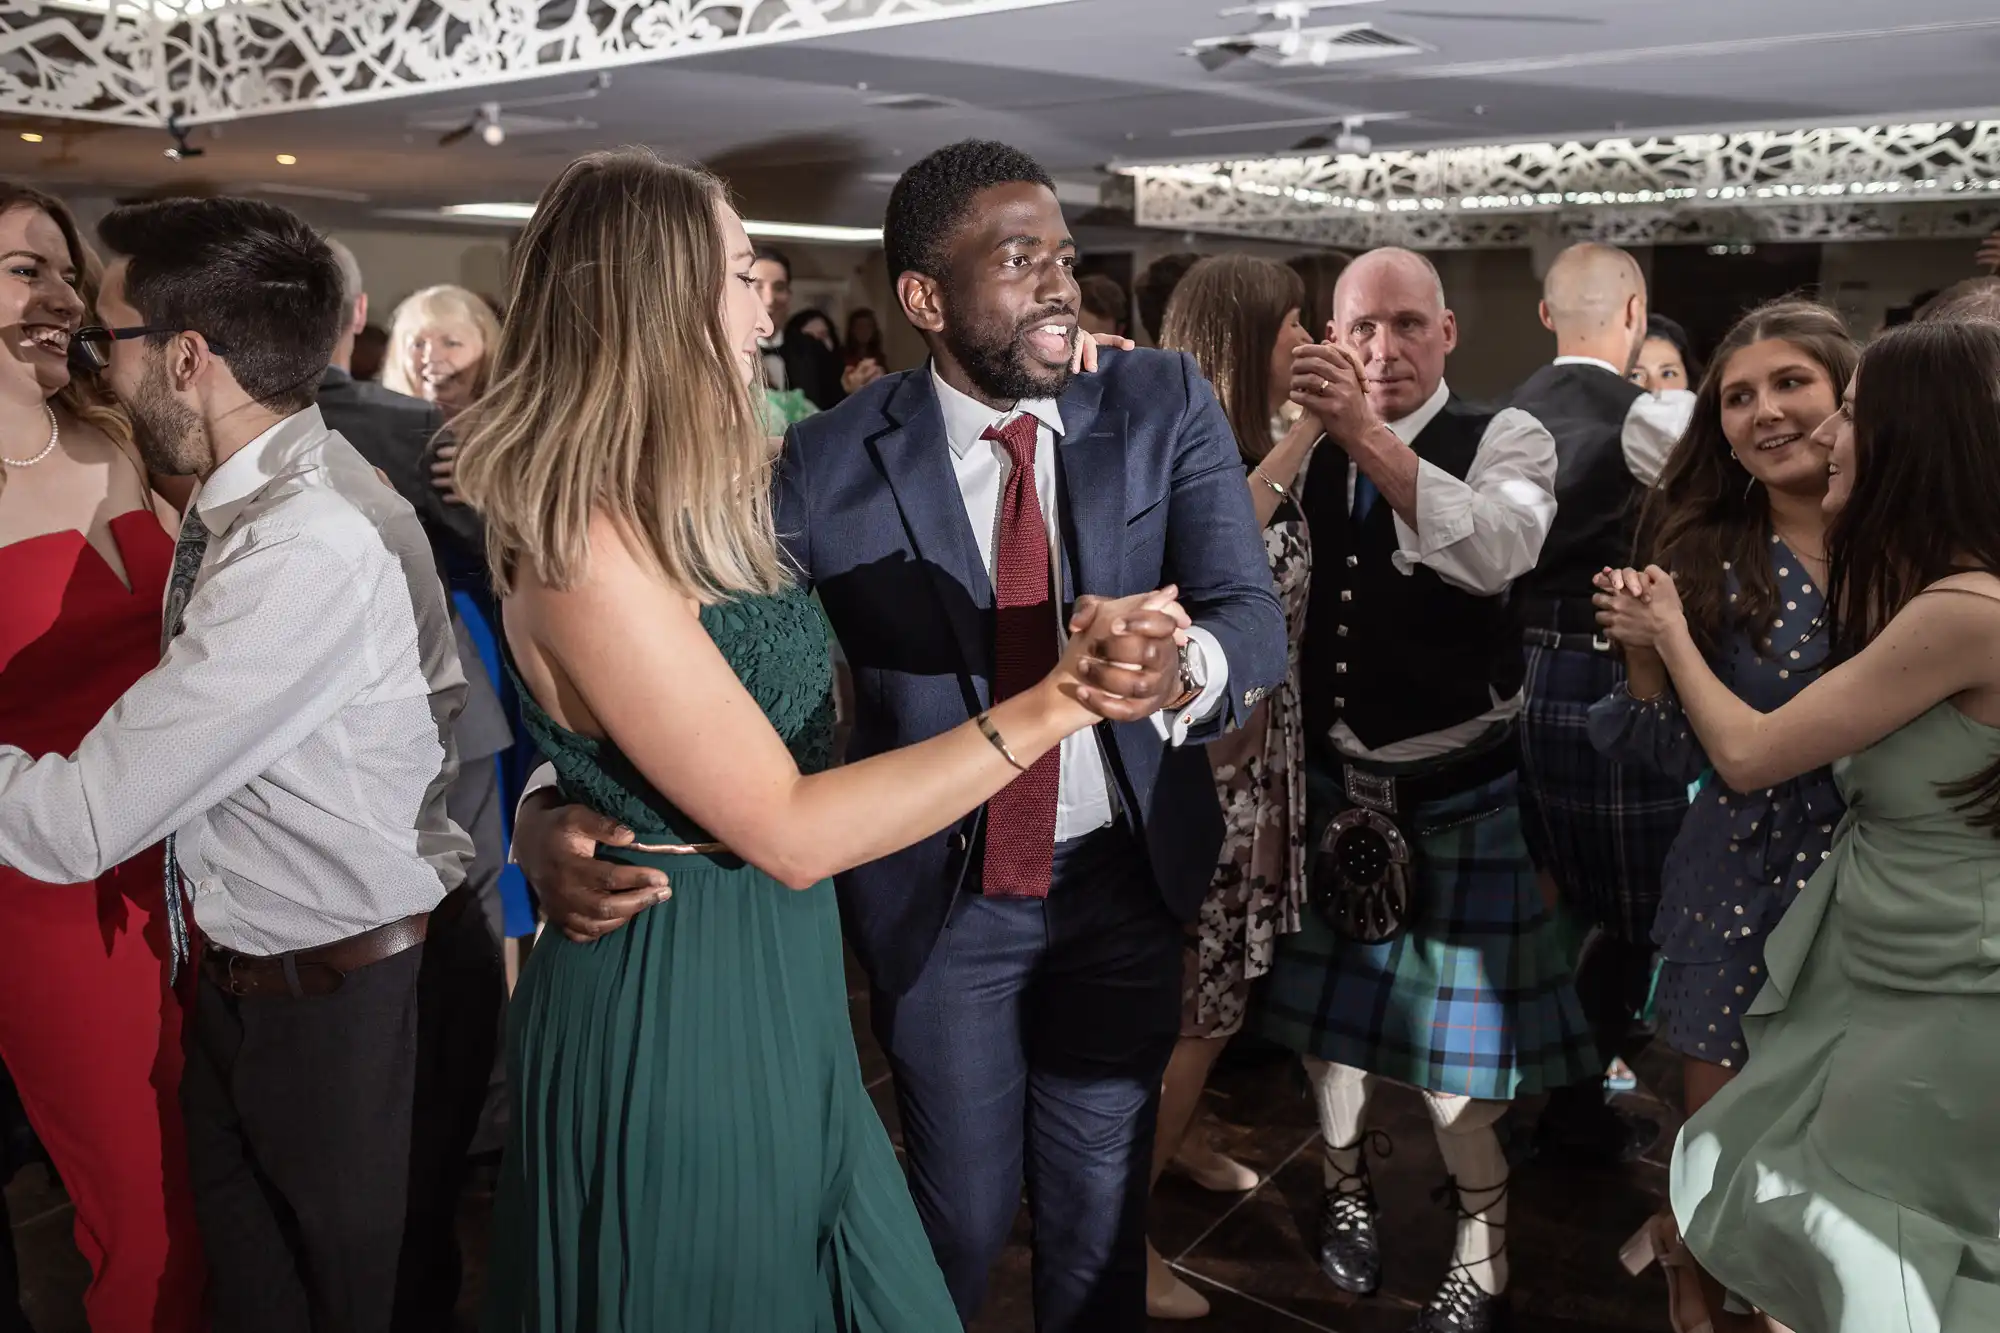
[778, 348, 1288, 996]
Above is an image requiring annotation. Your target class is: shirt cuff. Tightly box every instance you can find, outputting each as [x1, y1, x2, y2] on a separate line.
[508, 762, 560, 865]
[1391, 457, 1473, 574]
[1150, 626, 1229, 746]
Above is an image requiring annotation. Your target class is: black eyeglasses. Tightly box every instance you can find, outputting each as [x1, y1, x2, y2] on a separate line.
[70, 324, 232, 373]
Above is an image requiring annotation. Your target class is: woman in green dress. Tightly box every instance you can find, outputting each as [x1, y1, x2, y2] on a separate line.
[450, 149, 1187, 1331]
[1593, 317, 2000, 1333]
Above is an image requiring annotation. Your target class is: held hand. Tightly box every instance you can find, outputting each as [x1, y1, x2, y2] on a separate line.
[841, 358, 885, 395]
[1053, 586, 1189, 723]
[1592, 565, 1686, 651]
[515, 791, 671, 944]
[1289, 341, 1381, 449]
[1073, 331, 1136, 375]
[430, 441, 464, 505]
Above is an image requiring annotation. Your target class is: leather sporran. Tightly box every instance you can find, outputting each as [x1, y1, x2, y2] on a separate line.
[1309, 766, 1418, 944]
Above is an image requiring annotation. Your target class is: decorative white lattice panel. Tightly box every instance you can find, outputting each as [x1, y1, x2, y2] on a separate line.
[0, 0, 1077, 126]
[1127, 121, 2000, 249]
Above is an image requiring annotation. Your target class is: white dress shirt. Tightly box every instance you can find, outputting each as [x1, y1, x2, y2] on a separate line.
[1323, 378, 1558, 763]
[0, 406, 471, 955]
[1550, 355, 1697, 487]
[930, 368, 1228, 840]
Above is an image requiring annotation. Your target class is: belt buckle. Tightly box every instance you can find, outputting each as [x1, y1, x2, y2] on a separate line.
[1592, 633, 1612, 653]
[1342, 764, 1397, 816]
[221, 952, 253, 998]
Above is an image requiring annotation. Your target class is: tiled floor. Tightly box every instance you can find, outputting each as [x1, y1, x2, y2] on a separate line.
[5, 963, 1679, 1332]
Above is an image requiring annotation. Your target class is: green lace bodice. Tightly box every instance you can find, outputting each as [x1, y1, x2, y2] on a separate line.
[512, 585, 835, 843]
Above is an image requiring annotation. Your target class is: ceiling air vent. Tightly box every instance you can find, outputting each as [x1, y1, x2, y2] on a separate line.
[1190, 5, 1429, 72]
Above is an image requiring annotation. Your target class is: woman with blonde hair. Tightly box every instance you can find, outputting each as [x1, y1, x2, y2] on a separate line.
[1141, 254, 1318, 1319]
[456, 148, 1180, 1330]
[383, 281, 501, 421]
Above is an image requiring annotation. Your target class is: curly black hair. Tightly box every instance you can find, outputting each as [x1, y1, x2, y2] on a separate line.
[883, 140, 1055, 284]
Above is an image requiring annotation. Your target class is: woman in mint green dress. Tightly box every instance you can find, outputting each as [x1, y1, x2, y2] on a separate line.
[1594, 317, 2000, 1333]
[449, 149, 1186, 1332]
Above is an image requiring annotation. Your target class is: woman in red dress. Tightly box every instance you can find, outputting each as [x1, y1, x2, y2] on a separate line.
[0, 182, 204, 1329]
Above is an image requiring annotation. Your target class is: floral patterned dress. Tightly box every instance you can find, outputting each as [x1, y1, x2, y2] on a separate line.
[1183, 486, 1312, 1038]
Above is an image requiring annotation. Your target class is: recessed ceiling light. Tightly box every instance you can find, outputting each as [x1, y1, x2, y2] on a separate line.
[443, 202, 537, 221]
[19, 132, 42, 144]
[439, 204, 882, 244]
[741, 221, 882, 245]
[275, 153, 297, 165]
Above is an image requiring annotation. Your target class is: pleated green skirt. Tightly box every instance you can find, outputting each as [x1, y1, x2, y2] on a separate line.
[481, 848, 958, 1331]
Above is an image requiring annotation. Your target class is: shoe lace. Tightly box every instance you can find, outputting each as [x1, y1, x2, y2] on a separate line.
[1427, 1173, 1509, 1316]
[1321, 1128, 1392, 1231]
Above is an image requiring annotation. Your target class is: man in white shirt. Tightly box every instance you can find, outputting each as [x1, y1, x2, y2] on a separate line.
[1507, 243, 1697, 1170]
[0, 197, 502, 1332]
[1258, 247, 1596, 1333]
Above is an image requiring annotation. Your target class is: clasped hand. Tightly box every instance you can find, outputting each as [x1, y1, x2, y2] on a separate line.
[1591, 565, 1686, 650]
[1288, 335, 1381, 447]
[1058, 586, 1191, 723]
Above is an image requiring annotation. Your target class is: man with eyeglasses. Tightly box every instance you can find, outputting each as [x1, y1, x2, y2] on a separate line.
[0, 196, 502, 1333]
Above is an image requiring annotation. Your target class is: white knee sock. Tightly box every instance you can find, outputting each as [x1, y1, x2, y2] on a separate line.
[1425, 1091, 1511, 1296]
[1302, 1056, 1377, 1192]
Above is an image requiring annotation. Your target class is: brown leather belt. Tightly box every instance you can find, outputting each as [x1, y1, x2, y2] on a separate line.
[200, 884, 472, 999]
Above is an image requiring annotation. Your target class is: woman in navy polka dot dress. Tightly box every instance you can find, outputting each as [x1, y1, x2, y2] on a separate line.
[1587, 302, 1855, 1327]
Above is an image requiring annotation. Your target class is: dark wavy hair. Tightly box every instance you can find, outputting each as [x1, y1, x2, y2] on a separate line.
[1158, 255, 1304, 465]
[1633, 299, 1857, 654]
[1825, 318, 2000, 830]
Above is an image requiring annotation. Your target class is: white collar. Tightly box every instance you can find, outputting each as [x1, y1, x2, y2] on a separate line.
[930, 363, 1065, 459]
[1385, 378, 1452, 444]
[192, 405, 328, 537]
[1552, 354, 1627, 378]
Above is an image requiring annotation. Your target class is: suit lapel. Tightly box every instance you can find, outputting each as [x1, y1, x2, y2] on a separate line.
[1053, 373, 1125, 600]
[868, 373, 995, 707]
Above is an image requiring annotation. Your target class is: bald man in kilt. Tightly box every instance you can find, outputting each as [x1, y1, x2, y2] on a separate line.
[1259, 248, 1597, 1333]
[1509, 244, 1695, 1165]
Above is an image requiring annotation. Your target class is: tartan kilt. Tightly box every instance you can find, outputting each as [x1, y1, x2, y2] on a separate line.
[1517, 642, 1689, 944]
[1256, 761, 1600, 1101]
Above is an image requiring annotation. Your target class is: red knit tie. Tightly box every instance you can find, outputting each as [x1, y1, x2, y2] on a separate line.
[981, 413, 1061, 899]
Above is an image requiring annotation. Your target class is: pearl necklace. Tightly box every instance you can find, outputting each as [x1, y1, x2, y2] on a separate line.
[0, 405, 58, 469]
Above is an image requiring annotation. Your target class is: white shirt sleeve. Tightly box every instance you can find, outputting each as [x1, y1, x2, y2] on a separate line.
[1390, 408, 1559, 596]
[0, 534, 375, 883]
[1622, 389, 1697, 487]
[509, 762, 562, 864]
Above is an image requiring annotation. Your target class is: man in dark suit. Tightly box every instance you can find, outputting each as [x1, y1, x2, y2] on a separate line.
[316, 241, 515, 1185]
[514, 141, 1287, 1331]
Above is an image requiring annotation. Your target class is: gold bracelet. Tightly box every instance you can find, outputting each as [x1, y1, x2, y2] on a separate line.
[976, 711, 1028, 772]
[1250, 469, 1288, 500]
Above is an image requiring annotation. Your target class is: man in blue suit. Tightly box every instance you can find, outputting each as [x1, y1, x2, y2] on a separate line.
[517, 141, 1286, 1331]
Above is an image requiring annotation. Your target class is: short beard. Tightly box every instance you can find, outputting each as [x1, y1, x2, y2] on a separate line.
[126, 353, 209, 477]
[942, 287, 1073, 404]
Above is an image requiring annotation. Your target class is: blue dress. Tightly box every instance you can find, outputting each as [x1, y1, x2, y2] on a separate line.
[1587, 532, 1844, 1067]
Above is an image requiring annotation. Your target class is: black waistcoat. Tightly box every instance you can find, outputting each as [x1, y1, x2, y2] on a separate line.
[1299, 395, 1526, 753]
[1509, 361, 1648, 603]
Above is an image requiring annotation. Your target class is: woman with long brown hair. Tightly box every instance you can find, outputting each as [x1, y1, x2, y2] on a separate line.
[1138, 255, 1317, 1319]
[456, 149, 1180, 1330]
[1589, 299, 1855, 1331]
[0, 182, 204, 1329]
[1597, 317, 2000, 1333]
